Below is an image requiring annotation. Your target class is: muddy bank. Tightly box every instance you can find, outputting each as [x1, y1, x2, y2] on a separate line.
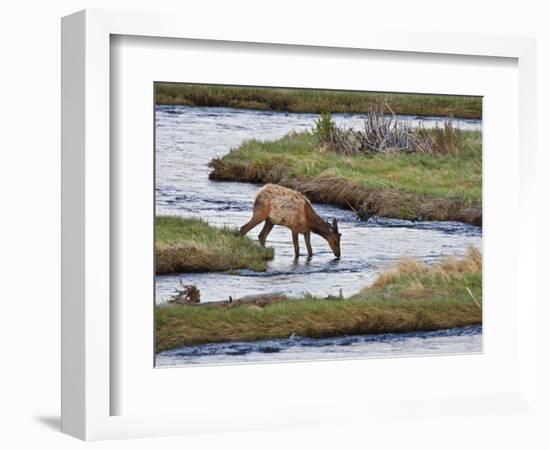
[209, 159, 482, 226]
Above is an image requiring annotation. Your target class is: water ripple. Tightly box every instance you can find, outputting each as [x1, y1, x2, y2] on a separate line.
[156, 325, 482, 366]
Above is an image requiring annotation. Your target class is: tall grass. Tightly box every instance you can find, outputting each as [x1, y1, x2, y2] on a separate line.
[155, 248, 482, 351]
[155, 83, 482, 119]
[367, 246, 482, 295]
[156, 216, 274, 274]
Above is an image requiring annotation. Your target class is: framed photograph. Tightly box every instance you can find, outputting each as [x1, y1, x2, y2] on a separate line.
[61, 9, 538, 441]
[153, 82, 484, 368]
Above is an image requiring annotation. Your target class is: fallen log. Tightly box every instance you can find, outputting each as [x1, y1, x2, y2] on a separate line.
[167, 292, 288, 309]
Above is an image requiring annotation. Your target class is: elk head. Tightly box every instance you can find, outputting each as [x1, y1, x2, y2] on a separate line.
[326, 218, 342, 258]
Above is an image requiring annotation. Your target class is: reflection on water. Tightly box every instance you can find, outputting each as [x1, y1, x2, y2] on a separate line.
[155, 105, 482, 365]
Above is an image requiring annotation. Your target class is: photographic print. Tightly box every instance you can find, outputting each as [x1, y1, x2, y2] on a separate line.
[154, 84, 482, 367]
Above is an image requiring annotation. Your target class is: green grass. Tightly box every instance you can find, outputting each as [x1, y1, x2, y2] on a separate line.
[155, 83, 482, 119]
[216, 131, 481, 201]
[156, 216, 274, 274]
[155, 248, 482, 352]
[209, 130, 482, 224]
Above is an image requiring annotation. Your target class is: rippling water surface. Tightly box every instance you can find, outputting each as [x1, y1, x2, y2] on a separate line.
[155, 105, 482, 365]
[156, 325, 482, 367]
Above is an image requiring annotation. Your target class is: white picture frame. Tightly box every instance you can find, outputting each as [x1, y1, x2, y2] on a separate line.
[61, 9, 538, 441]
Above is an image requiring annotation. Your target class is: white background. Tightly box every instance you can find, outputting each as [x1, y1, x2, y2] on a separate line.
[0, 1, 548, 449]
[112, 35, 520, 418]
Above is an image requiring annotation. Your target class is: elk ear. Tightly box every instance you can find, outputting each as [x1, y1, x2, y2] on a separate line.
[332, 218, 339, 232]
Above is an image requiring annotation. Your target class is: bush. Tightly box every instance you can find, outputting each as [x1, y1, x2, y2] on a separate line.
[315, 105, 464, 156]
[313, 112, 337, 144]
[352, 104, 418, 153]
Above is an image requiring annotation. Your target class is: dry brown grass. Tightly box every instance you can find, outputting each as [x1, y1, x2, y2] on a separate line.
[155, 241, 234, 274]
[414, 120, 464, 156]
[209, 160, 482, 225]
[369, 246, 482, 290]
[284, 177, 481, 225]
[314, 109, 465, 156]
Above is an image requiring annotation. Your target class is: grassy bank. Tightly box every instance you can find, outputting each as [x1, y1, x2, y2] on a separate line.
[156, 216, 274, 274]
[209, 131, 482, 225]
[156, 83, 482, 119]
[155, 248, 482, 352]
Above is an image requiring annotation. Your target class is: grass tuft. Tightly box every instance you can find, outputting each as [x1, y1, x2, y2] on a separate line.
[156, 216, 274, 274]
[368, 246, 482, 290]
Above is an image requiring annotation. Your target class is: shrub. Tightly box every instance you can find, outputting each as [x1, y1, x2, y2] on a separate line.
[313, 112, 337, 144]
[315, 105, 464, 156]
[352, 104, 418, 154]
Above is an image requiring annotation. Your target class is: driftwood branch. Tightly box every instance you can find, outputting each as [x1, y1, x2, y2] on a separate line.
[166, 291, 287, 309]
[316, 104, 462, 156]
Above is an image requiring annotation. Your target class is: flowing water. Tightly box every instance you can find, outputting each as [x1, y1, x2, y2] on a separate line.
[156, 325, 482, 366]
[155, 105, 482, 366]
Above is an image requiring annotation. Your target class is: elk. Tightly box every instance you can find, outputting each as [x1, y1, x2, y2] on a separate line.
[240, 184, 341, 259]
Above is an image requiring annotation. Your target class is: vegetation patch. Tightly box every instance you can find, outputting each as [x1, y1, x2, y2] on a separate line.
[155, 83, 482, 119]
[155, 247, 482, 352]
[208, 130, 482, 225]
[314, 108, 464, 156]
[156, 216, 274, 274]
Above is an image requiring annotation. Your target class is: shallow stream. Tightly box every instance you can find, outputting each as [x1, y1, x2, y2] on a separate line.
[155, 105, 482, 366]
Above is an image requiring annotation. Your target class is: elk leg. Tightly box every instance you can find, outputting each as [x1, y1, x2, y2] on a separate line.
[304, 231, 313, 257]
[240, 215, 265, 235]
[258, 219, 274, 247]
[292, 231, 300, 259]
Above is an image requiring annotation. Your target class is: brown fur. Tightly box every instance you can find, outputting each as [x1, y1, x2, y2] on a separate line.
[240, 184, 341, 258]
